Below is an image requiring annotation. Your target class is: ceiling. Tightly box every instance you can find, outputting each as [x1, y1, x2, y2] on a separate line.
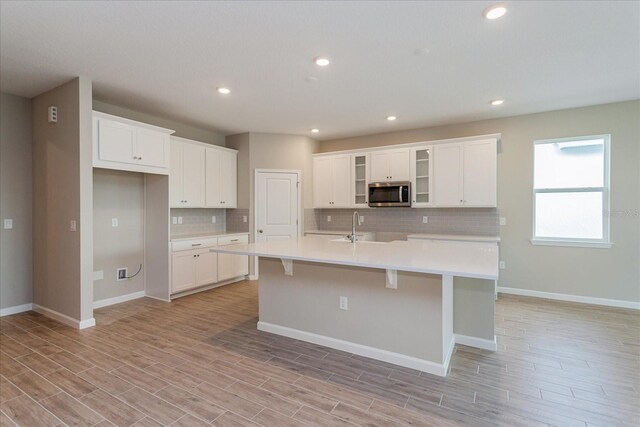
[1, 1, 639, 140]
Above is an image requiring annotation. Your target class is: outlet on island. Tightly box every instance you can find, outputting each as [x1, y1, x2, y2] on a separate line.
[339, 296, 348, 310]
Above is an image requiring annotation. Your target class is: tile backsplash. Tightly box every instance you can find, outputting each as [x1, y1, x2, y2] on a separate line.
[170, 208, 226, 236]
[227, 209, 250, 233]
[306, 208, 499, 236]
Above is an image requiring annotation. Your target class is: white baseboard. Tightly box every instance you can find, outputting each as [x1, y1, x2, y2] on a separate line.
[247, 275, 258, 280]
[93, 291, 145, 309]
[498, 287, 640, 310]
[455, 334, 498, 351]
[258, 321, 449, 377]
[32, 304, 95, 329]
[0, 303, 33, 317]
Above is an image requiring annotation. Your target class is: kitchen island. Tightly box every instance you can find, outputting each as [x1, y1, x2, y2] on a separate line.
[210, 236, 498, 376]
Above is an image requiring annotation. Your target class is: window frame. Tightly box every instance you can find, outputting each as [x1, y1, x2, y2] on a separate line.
[531, 134, 612, 249]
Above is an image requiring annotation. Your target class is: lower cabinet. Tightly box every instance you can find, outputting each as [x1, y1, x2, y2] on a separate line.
[171, 234, 249, 295]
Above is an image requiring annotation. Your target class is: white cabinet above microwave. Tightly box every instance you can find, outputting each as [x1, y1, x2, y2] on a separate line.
[369, 149, 411, 182]
[92, 111, 174, 175]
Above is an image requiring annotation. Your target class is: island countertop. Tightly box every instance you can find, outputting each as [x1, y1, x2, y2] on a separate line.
[210, 236, 499, 280]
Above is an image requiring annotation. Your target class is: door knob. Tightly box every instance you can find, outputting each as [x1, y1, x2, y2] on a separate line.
[258, 230, 264, 233]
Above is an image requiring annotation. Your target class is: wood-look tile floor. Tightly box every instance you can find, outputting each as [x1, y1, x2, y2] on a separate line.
[1, 281, 639, 427]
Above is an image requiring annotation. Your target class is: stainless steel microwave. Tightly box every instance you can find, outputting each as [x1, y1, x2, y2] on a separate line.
[368, 181, 411, 207]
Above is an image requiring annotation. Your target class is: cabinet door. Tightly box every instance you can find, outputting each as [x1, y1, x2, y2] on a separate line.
[96, 119, 136, 164]
[171, 251, 196, 293]
[233, 254, 249, 277]
[388, 150, 410, 181]
[205, 148, 221, 208]
[313, 157, 333, 208]
[182, 143, 206, 207]
[217, 252, 236, 282]
[195, 250, 218, 286]
[463, 139, 497, 207]
[352, 154, 369, 207]
[332, 155, 352, 208]
[370, 151, 390, 181]
[136, 129, 169, 168]
[434, 143, 463, 206]
[411, 146, 433, 207]
[220, 150, 237, 208]
[169, 141, 184, 207]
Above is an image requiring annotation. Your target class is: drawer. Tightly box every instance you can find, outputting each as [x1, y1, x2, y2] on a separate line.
[172, 237, 218, 252]
[217, 234, 249, 246]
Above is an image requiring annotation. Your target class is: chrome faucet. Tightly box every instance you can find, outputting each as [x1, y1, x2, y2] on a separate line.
[349, 211, 361, 243]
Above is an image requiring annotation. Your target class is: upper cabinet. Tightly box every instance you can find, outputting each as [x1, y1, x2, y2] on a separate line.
[170, 138, 205, 207]
[370, 149, 411, 182]
[170, 136, 238, 209]
[313, 155, 351, 208]
[312, 135, 498, 209]
[410, 146, 433, 207]
[92, 111, 174, 175]
[206, 147, 237, 208]
[433, 139, 497, 207]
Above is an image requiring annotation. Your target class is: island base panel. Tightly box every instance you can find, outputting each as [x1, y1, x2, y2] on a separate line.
[257, 258, 454, 376]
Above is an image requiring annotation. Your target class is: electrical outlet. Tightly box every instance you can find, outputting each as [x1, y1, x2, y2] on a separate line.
[172, 216, 177, 225]
[339, 296, 348, 310]
[499, 261, 506, 270]
[211, 216, 217, 223]
[359, 216, 364, 224]
[70, 220, 77, 232]
[327, 215, 332, 222]
[422, 216, 428, 224]
[93, 270, 104, 281]
[3, 219, 13, 229]
[111, 218, 118, 227]
[116, 267, 128, 281]
[242, 215, 247, 223]
[500, 217, 507, 226]
[178, 216, 183, 225]
[48, 106, 58, 123]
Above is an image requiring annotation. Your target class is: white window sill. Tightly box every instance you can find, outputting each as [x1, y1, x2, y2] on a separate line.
[530, 239, 613, 249]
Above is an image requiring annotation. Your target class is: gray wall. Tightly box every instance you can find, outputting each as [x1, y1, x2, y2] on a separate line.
[0, 92, 33, 310]
[321, 101, 640, 303]
[93, 100, 226, 146]
[32, 77, 94, 322]
[93, 169, 145, 302]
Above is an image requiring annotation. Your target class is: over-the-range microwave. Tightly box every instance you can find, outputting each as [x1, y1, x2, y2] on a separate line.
[368, 181, 411, 207]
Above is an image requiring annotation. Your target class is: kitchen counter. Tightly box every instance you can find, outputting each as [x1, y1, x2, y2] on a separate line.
[407, 233, 500, 243]
[210, 235, 498, 280]
[304, 230, 371, 236]
[170, 231, 248, 241]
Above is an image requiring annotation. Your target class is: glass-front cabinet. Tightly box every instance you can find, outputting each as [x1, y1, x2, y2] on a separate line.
[352, 153, 370, 208]
[410, 146, 433, 207]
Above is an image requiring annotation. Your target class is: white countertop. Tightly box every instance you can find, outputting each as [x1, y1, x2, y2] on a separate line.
[210, 236, 499, 280]
[170, 231, 249, 241]
[407, 233, 500, 243]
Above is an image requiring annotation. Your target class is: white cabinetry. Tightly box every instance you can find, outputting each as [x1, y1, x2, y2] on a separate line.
[206, 148, 237, 208]
[170, 138, 205, 207]
[370, 149, 410, 182]
[352, 154, 369, 207]
[170, 137, 238, 208]
[410, 146, 433, 207]
[217, 235, 249, 281]
[93, 111, 173, 174]
[313, 155, 351, 208]
[433, 139, 497, 207]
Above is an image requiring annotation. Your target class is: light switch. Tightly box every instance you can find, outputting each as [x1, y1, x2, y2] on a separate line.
[177, 217, 183, 225]
[172, 217, 178, 225]
[3, 219, 13, 229]
[111, 218, 118, 227]
[242, 216, 247, 223]
[327, 216, 332, 222]
[211, 216, 217, 223]
[70, 220, 77, 232]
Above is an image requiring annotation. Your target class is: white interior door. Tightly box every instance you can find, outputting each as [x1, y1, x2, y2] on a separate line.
[256, 171, 300, 243]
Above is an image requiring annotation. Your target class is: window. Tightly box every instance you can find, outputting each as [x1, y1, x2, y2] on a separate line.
[532, 135, 611, 248]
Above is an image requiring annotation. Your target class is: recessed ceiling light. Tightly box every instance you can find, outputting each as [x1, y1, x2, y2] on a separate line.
[314, 57, 330, 67]
[483, 4, 507, 20]
[490, 99, 504, 106]
[217, 87, 231, 94]
[413, 47, 430, 56]
[387, 116, 397, 121]
[311, 128, 320, 133]
[305, 76, 319, 83]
